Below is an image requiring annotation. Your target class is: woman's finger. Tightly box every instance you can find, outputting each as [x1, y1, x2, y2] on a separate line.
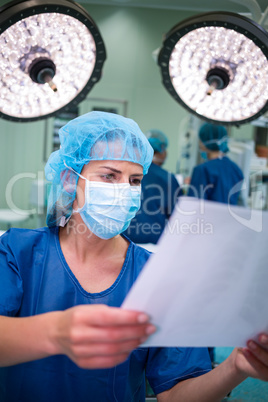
[70, 304, 150, 326]
[76, 352, 131, 369]
[247, 338, 268, 367]
[242, 348, 268, 381]
[69, 323, 156, 344]
[70, 338, 145, 358]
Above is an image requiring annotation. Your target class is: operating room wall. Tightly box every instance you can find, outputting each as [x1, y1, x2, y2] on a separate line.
[0, 3, 255, 228]
[0, 119, 47, 213]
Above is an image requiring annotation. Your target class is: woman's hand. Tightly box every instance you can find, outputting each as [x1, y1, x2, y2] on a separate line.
[52, 304, 155, 369]
[233, 333, 268, 381]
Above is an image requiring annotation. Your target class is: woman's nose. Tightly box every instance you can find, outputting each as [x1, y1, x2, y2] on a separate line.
[119, 175, 131, 184]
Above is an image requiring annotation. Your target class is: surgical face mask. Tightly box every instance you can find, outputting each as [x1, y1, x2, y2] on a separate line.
[152, 156, 164, 166]
[73, 174, 141, 239]
[199, 150, 208, 161]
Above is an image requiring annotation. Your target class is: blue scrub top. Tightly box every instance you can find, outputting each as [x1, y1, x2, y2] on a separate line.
[124, 163, 181, 244]
[188, 156, 244, 204]
[0, 227, 211, 402]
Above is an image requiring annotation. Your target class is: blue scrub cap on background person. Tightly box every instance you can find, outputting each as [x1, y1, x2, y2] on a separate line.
[145, 129, 169, 153]
[198, 123, 229, 153]
[45, 111, 154, 227]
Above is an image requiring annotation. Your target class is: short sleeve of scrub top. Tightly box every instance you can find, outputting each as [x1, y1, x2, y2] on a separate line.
[146, 347, 211, 395]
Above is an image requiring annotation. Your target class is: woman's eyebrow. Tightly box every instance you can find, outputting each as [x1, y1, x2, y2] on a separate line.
[99, 166, 122, 173]
[99, 167, 143, 177]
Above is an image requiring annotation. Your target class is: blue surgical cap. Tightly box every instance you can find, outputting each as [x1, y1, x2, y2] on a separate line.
[145, 129, 169, 153]
[45, 111, 154, 227]
[199, 123, 229, 153]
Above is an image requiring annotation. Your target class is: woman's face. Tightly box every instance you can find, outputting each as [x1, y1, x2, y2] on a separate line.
[75, 160, 143, 208]
[153, 150, 167, 166]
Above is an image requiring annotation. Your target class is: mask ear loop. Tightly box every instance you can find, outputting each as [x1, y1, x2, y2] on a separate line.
[203, 136, 228, 146]
[202, 136, 228, 158]
[63, 161, 87, 214]
[63, 161, 87, 181]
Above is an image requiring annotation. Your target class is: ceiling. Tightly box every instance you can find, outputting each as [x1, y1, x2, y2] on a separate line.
[79, 0, 268, 19]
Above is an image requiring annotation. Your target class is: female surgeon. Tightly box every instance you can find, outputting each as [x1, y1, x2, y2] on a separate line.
[188, 123, 244, 204]
[0, 112, 267, 402]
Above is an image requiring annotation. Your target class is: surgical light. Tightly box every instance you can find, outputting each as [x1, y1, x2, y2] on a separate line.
[158, 12, 268, 125]
[0, 0, 106, 121]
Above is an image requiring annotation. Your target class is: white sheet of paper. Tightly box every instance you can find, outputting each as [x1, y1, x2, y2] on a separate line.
[122, 198, 268, 347]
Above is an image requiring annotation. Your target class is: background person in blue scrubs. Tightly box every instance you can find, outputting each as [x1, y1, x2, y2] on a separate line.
[187, 123, 244, 364]
[124, 129, 181, 244]
[0, 112, 268, 402]
[188, 123, 244, 205]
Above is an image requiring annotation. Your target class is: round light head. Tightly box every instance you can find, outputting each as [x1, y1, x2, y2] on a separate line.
[158, 12, 268, 125]
[0, 0, 106, 121]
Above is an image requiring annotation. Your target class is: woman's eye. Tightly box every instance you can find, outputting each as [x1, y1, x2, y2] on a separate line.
[130, 178, 141, 186]
[102, 174, 115, 181]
